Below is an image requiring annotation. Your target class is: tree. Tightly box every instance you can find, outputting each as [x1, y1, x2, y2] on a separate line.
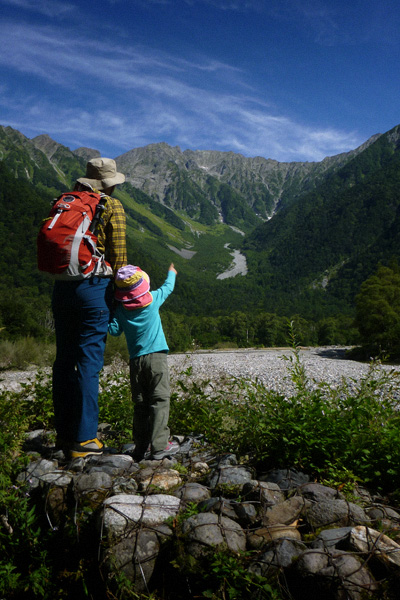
[355, 263, 400, 357]
[254, 313, 286, 347]
[161, 311, 192, 352]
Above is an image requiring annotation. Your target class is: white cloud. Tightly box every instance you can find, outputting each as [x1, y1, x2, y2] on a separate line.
[266, 0, 400, 46]
[1, 0, 74, 17]
[183, 0, 260, 10]
[0, 19, 363, 161]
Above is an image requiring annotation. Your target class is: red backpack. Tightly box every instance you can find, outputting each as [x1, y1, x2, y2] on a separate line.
[37, 190, 113, 279]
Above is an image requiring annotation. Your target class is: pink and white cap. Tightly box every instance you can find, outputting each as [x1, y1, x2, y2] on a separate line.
[114, 265, 153, 310]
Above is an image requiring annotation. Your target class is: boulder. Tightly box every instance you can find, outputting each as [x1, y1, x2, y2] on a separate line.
[263, 495, 307, 526]
[102, 494, 181, 539]
[208, 465, 254, 490]
[306, 499, 370, 529]
[102, 525, 172, 594]
[181, 512, 246, 558]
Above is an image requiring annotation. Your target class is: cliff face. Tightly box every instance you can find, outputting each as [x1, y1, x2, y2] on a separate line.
[115, 135, 380, 218]
[0, 123, 381, 223]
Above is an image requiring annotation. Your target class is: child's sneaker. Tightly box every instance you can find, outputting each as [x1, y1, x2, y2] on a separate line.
[70, 438, 104, 458]
[151, 441, 180, 460]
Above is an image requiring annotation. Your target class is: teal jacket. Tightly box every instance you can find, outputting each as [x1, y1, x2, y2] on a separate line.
[108, 271, 176, 358]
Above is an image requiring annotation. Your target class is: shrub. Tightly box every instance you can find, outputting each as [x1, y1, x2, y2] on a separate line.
[2, 342, 400, 597]
[0, 386, 54, 598]
[98, 370, 133, 444]
[169, 347, 400, 492]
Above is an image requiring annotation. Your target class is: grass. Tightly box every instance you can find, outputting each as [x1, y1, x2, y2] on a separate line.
[0, 337, 56, 370]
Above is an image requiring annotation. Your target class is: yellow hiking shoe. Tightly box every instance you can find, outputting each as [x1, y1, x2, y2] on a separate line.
[70, 438, 104, 459]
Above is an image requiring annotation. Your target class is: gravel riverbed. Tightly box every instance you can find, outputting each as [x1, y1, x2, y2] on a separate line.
[1, 347, 400, 396]
[168, 347, 400, 396]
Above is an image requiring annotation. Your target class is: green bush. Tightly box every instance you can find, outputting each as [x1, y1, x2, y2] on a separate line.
[169, 347, 400, 492]
[0, 385, 54, 598]
[2, 343, 400, 597]
[98, 370, 133, 444]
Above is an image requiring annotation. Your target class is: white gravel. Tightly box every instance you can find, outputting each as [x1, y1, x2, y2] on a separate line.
[168, 347, 400, 396]
[1, 347, 399, 396]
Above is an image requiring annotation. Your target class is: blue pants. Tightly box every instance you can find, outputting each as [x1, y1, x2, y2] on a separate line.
[52, 277, 113, 442]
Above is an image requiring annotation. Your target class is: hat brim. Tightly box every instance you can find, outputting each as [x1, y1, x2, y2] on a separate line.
[120, 292, 153, 310]
[115, 279, 150, 302]
[76, 172, 125, 190]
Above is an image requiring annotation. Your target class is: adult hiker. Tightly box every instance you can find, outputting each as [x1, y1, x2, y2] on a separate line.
[51, 157, 127, 459]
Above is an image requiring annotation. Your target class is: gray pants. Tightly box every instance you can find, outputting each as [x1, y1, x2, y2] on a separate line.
[129, 352, 170, 453]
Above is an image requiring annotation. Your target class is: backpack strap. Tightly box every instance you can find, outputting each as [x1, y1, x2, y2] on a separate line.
[89, 192, 108, 235]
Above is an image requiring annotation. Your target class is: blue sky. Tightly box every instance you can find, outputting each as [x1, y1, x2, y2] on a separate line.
[1, 0, 399, 162]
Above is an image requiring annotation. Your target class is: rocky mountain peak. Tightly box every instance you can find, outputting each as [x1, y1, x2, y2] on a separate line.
[72, 147, 101, 163]
[31, 134, 64, 159]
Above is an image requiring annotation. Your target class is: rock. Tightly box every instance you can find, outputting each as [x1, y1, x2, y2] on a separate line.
[292, 548, 377, 600]
[112, 476, 139, 494]
[191, 461, 210, 476]
[215, 454, 238, 466]
[102, 494, 181, 539]
[23, 429, 53, 452]
[247, 524, 301, 549]
[181, 512, 246, 558]
[233, 501, 258, 527]
[208, 464, 254, 490]
[12, 419, 400, 600]
[292, 547, 328, 575]
[74, 471, 113, 494]
[350, 525, 400, 568]
[136, 467, 182, 492]
[260, 468, 309, 490]
[16, 458, 60, 489]
[102, 525, 172, 594]
[242, 480, 285, 506]
[38, 471, 73, 487]
[263, 495, 307, 526]
[306, 499, 370, 529]
[366, 505, 400, 523]
[298, 482, 342, 502]
[172, 482, 211, 503]
[351, 485, 373, 506]
[310, 527, 353, 549]
[87, 454, 138, 475]
[197, 497, 237, 520]
[249, 539, 307, 575]
[69, 457, 86, 472]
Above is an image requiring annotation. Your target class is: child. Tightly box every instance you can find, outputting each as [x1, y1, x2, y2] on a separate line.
[108, 263, 179, 461]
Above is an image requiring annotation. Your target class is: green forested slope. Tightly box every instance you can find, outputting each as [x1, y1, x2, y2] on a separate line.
[243, 125, 400, 315]
[0, 162, 55, 336]
[2, 123, 400, 345]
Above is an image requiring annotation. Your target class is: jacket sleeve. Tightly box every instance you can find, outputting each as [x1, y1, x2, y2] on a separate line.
[153, 271, 176, 307]
[108, 317, 123, 337]
[97, 197, 128, 274]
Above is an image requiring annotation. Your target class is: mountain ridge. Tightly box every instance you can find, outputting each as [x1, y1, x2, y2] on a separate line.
[1, 123, 381, 224]
[1, 121, 400, 325]
[115, 134, 381, 218]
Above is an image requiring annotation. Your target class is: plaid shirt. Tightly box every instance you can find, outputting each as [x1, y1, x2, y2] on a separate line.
[96, 193, 127, 274]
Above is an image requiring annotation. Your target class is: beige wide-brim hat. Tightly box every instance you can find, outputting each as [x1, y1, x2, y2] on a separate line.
[76, 157, 125, 190]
